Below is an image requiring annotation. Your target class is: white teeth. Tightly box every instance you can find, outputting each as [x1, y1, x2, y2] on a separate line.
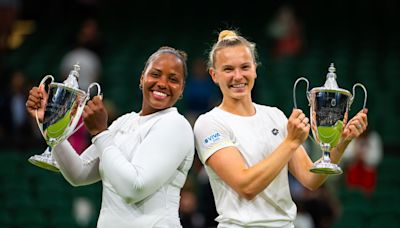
[153, 91, 167, 97]
[232, 84, 245, 88]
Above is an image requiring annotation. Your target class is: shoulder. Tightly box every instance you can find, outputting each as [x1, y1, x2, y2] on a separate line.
[255, 103, 282, 113]
[193, 109, 232, 145]
[193, 108, 223, 132]
[153, 110, 194, 152]
[255, 103, 287, 120]
[156, 109, 193, 134]
[160, 109, 191, 127]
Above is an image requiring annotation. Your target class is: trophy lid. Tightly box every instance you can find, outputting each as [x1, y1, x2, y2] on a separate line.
[310, 63, 351, 97]
[324, 63, 339, 89]
[63, 63, 80, 89]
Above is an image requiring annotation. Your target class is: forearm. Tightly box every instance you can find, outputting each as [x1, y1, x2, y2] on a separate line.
[93, 123, 192, 204]
[53, 141, 101, 186]
[238, 139, 300, 198]
[100, 144, 147, 203]
[299, 140, 351, 190]
[330, 139, 351, 164]
[300, 167, 329, 191]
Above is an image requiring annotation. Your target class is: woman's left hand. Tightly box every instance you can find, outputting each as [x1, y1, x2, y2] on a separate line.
[341, 108, 368, 142]
[83, 96, 108, 136]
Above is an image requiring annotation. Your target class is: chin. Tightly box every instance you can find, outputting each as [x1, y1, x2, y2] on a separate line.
[230, 91, 248, 99]
[150, 100, 173, 110]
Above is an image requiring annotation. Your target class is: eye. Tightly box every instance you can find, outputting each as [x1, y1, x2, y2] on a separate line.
[223, 67, 233, 73]
[241, 65, 250, 70]
[169, 75, 180, 83]
[149, 70, 161, 77]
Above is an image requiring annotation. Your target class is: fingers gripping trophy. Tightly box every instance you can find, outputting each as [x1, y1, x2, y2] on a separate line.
[293, 63, 367, 175]
[28, 63, 101, 172]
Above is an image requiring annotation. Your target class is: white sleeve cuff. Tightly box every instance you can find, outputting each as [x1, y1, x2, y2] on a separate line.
[91, 130, 110, 143]
[91, 130, 114, 157]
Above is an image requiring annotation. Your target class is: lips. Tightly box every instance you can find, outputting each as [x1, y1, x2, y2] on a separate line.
[151, 90, 169, 100]
[230, 83, 246, 88]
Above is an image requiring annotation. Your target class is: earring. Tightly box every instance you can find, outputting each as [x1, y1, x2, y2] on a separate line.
[139, 83, 143, 90]
[179, 94, 183, 100]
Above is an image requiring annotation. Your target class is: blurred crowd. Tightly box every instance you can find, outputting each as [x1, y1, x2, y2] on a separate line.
[0, 1, 393, 228]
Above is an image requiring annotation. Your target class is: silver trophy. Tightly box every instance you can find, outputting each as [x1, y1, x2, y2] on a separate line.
[28, 63, 101, 172]
[293, 63, 367, 175]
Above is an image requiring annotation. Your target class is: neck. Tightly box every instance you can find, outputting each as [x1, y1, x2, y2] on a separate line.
[220, 96, 255, 116]
[140, 105, 171, 116]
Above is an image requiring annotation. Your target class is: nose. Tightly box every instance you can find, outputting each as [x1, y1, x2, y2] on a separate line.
[233, 69, 243, 80]
[155, 76, 167, 89]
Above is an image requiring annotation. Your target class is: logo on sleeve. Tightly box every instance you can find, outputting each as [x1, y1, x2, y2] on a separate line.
[272, 128, 279, 135]
[204, 132, 221, 145]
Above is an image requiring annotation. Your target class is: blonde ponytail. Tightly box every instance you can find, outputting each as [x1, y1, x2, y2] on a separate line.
[208, 29, 258, 69]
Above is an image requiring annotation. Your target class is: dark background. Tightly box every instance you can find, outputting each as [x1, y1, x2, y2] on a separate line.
[1, 0, 399, 227]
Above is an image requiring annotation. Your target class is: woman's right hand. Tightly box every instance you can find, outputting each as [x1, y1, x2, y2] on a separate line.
[26, 84, 47, 122]
[286, 109, 310, 147]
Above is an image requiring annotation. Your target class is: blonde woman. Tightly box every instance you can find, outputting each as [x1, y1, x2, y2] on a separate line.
[194, 30, 368, 227]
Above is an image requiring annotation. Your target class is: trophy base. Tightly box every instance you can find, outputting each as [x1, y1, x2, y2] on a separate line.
[28, 152, 60, 173]
[310, 161, 342, 175]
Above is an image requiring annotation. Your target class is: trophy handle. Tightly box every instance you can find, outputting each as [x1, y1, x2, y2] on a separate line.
[293, 77, 318, 145]
[349, 83, 367, 110]
[86, 82, 102, 100]
[293, 77, 311, 108]
[69, 82, 102, 136]
[35, 75, 55, 138]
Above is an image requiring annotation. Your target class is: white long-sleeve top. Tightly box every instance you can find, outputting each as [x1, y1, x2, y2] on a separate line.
[53, 107, 194, 228]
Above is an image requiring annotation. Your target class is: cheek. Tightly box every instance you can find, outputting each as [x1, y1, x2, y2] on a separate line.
[175, 85, 184, 96]
[142, 78, 153, 89]
[165, 83, 182, 98]
[214, 72, 228, 83]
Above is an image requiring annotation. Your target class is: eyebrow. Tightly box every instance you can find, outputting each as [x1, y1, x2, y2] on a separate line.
[168, 72, 178, 77]
[221, 62, 252, 68]
[150, 68, 180, 76]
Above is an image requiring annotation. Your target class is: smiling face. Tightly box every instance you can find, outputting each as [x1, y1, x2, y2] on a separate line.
[140, 53, 185, 115]
[210, 44, 257, 101]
